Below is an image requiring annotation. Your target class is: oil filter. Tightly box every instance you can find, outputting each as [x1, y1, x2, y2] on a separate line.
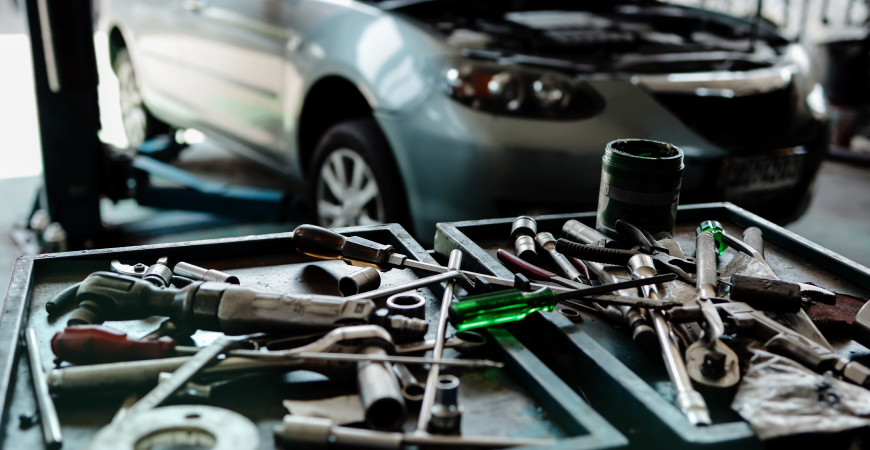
[596, 139, 684, 238]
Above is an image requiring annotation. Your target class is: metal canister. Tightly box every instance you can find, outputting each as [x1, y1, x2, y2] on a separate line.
[596, 139, 684, 238]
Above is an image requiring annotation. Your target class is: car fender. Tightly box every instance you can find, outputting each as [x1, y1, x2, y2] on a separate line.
[281, 1, 456, 176]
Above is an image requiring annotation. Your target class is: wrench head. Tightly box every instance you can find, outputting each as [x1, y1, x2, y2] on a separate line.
[455, 272, 476, 292]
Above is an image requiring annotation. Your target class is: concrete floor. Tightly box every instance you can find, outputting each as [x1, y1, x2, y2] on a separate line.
[1, 1, 870, 295]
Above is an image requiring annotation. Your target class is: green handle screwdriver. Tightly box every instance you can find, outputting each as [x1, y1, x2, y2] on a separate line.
[449, 274, 678, 331]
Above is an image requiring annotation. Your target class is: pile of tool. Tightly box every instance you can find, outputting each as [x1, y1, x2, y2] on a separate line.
[489, 214, 870, 436]
[27, 222, 870, 447]
[33, 225, 669, 449]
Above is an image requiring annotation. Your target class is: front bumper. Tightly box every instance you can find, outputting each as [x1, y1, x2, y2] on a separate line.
[375, 79, 826, 241]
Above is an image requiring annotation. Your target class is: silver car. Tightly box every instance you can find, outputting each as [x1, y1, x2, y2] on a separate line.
[102, 0, 828, 240]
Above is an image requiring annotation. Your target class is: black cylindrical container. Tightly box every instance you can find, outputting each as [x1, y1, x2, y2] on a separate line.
[596, 139, 684, 238]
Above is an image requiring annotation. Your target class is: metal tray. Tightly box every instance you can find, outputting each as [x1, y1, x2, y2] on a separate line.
[0, 224, 626, 449]
[433, 202, 870, 449]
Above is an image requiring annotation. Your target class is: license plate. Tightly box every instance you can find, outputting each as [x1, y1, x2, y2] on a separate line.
[720, 148, 805, 197]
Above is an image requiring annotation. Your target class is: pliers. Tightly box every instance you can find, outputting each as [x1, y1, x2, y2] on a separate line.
[555, 220, 696, 285]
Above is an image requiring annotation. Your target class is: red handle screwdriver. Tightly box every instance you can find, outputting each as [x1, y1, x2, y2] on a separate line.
[51, 325, 177, 365]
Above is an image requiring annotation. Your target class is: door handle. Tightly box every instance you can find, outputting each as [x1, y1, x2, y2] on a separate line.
[183, 0, 208, 12]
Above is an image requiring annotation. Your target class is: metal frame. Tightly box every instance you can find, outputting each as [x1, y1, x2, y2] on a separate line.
[130, 154, 303, 222]
[0, 224, 626, 449]
[433, 202, 870, 449]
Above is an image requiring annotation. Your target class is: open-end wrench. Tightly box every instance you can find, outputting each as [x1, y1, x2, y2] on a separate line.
[628, 254, 711, 426]
[683, 232, 740, 388]
[393, 364, 425, 403]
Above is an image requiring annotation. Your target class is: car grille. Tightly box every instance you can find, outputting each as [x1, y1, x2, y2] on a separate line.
[653, 85, 796, 151]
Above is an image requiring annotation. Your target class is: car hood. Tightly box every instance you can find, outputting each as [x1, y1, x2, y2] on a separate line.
[374, 0, 790, 74]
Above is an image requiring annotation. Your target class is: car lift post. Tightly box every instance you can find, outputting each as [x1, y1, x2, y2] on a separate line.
[18, 1, 304, 252]
[22, 0, 104, 249]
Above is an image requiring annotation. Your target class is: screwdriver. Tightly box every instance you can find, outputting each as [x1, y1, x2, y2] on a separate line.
[449, 274, 679, 331]
[293, 225, 582, 293]
[51, 326, 177, 365]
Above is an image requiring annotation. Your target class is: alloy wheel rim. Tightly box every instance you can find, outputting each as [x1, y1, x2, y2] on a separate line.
[117, 61, 147, 148]
[316, 149, 385, 228]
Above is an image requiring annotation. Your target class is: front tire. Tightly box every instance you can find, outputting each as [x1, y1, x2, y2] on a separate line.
[114, 48, 168, 148]
[308, 119, 410, 230]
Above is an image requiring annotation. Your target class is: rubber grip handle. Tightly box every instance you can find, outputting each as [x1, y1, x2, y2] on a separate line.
[293, 225, 347, 260]
[555, 239, 640, 265]
[496, 249, 555, 281]
[51, 325, 177, 364]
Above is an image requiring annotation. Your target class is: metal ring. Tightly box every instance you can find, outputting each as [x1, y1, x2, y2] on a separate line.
[386, 293, 426, 320]
[87, 405, 259, 450]
[558, 307, 583, 323]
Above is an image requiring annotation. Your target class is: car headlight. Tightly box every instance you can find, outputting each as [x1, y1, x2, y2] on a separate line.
[807, 82, 828, 119]
[444, 61, 606, 119]
[786, 44, 828, 120]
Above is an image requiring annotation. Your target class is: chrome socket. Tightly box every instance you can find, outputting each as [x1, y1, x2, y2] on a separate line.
[427, 374, 463, 435]
[338, 267, 381, 296]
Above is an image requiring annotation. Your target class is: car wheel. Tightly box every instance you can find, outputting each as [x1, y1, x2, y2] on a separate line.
[114, 48, 168, 148]
[308, 118, 409, 230]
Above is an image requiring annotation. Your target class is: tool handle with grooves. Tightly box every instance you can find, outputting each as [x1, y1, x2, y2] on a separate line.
[293, 225, 395, 265]
[496, 250, 555, 281]
[555, 239, 640, 265]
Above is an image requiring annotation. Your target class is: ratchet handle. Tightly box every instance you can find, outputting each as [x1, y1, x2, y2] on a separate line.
[293, 225, 395, 265]
[555, 239, 639, 265]
[496, 249, 555, 281]
[51, 325, 177, 364]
